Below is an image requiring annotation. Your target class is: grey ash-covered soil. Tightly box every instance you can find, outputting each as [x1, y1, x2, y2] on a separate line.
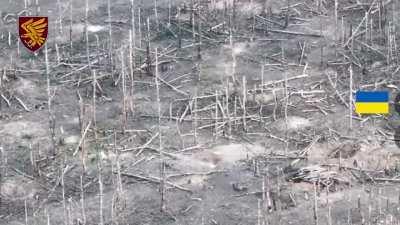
[1, 0, 400, 224]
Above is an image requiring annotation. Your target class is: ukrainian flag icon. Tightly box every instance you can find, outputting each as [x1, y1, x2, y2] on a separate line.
[355, 91, 389, 115]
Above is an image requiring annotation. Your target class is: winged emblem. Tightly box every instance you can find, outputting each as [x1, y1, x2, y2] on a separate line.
[19, 16, 48, 52]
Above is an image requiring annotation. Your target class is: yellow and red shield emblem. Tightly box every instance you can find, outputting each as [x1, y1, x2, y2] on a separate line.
[19, 16, 48, 52]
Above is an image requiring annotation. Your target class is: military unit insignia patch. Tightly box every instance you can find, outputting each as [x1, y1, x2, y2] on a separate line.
[19, 16, 48, 52]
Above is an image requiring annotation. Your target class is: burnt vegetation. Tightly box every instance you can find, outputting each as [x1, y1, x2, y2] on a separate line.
[1, 0, 400, 224]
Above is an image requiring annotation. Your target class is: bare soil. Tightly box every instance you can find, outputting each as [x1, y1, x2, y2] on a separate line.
[1, 0, 400, 224]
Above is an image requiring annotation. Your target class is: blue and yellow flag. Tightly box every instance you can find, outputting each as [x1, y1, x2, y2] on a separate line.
[355, 91, 389, 115]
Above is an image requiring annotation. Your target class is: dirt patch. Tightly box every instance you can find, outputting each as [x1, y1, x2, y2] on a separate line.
[2, 0, 400, 224]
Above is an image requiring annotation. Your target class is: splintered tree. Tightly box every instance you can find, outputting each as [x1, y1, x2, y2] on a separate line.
[3, 0, 400, 224]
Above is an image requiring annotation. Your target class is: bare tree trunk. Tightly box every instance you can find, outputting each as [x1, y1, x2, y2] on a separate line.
[92, 70, 97, 130]
[284, 0, 290, 28]
[226, 86, 231, 136]
[107, 0, 113, 76]
[193, 88, 198, 145]
[190, 0, 195, 38]
[35, 0, 40, 15]
[284, 72, 289, 155]
[197, 18, 202, 61]
[45, 43, 56, 157]
[138, 8, 142, 49]
[114, 131, 123, 193]
[349, 64, 353, 130]
[77, 91, 87, 172]
[146, 17, 151, 76]
[313, 182, 319, 225]
[55, 43, 60, 65]
[242, 76, 247, 131]
[129, 31, 135, 114]
[24, 200, 29, 225]
[154, 0, 159, 32]
[131, 0, 136, 50]
[0, 68, 3, 110]
[0, 147, 3, 211]
[177, 7, 182, 48]
[229, 32, 236, 83]
[335, 0, 339, 56]
[69, 0, 73, 52]
[121, 50, 127, 132]
[80, 175, 86, 225]
[155, 48, 166, 212]
[85, 0, 91, 72]
[98, 160, 104, 225]
[168, 0, 171, 26]
[61, 168, 67, 225]
[57, 0, 62, 36]
[214, 90, 219, 141]
[46, 208, 51, 225]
